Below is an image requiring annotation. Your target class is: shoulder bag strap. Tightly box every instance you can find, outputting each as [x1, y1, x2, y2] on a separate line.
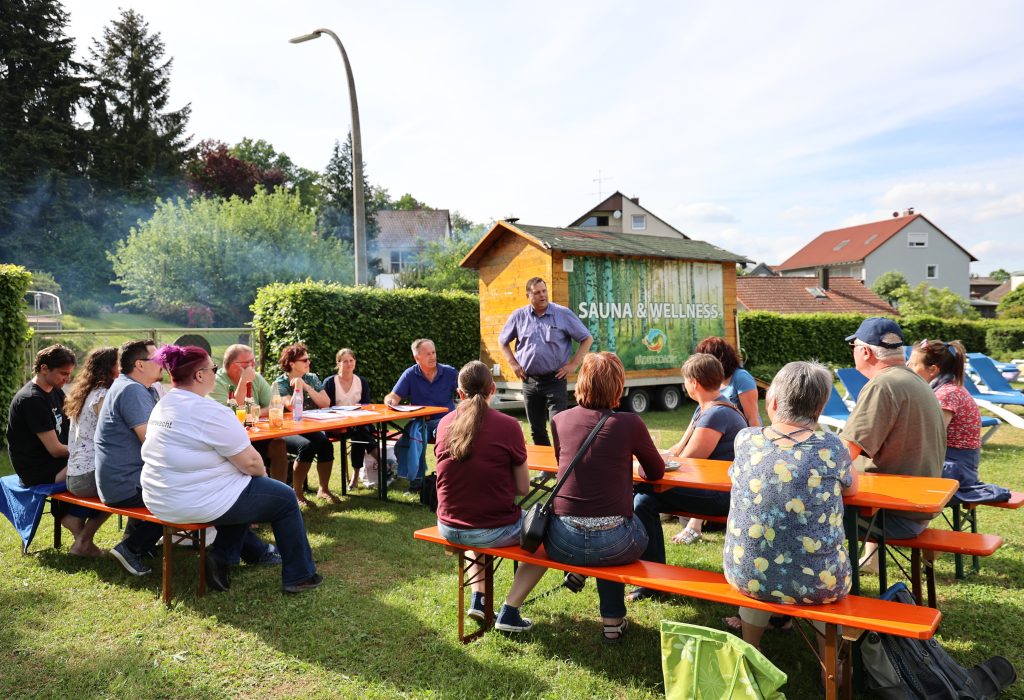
[541, 412, 611, 511]
[678, 400, 744, 452]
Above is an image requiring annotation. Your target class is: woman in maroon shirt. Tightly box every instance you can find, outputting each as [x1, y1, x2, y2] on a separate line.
[543, 352, 665, 642]
[434, 361, 547, 632]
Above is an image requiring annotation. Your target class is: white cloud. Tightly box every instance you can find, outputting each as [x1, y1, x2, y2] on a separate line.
[976, 193, 1024, 221]
[673, 202, 737, 224]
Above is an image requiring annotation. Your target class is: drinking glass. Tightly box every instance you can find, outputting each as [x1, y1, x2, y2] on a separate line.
[268, 406, 285, 428]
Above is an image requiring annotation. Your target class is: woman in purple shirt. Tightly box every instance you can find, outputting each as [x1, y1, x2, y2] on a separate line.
[543, 352, 665, 643]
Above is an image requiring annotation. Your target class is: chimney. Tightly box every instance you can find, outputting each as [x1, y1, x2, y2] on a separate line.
[818, 267, 830, 291]
[630, 196, 640, 205]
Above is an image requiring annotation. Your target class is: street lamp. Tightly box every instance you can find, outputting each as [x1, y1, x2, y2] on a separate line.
[290, 28, 368, 285]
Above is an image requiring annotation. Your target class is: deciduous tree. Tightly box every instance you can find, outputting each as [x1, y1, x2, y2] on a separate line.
[110, 188, 354, 325]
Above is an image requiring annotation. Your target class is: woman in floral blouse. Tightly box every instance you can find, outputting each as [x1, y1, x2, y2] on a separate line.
[908, 339, 1009, 504]
[723, 361, 858, 654]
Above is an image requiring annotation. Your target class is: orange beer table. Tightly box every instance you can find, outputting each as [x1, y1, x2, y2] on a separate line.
[246, 404, 447, 501]
[525, 444, 958, 595]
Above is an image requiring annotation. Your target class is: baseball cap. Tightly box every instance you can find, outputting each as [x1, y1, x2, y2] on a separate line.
[845, 317, 905, 349]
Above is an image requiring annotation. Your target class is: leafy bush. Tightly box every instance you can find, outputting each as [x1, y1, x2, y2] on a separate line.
[997, 285, 1024, 319]
[739, 312, 993, 371]
[66, 297, 102, 317]
[0, 265, 33, 449]
[985, 322, 1024, 359]
[110, 188, 354, 326]
[251, 282, 479, 396]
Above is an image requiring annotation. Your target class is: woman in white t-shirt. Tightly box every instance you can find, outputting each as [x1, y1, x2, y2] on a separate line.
[141, 345, 323, 595]
[322, 348, 379, 489]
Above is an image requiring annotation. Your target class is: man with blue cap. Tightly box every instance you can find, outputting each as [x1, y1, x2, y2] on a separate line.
[839, 317, 946, 568]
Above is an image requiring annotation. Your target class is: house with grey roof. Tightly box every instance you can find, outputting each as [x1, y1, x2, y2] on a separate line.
[372, 209, 452, 288]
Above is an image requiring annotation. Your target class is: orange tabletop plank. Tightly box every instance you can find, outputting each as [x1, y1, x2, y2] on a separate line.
[526, 444, 957, 514]
[246, 403, 447, 441]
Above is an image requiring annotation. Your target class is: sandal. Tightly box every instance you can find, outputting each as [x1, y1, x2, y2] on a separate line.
[672, 527, 702, 545]
[563, 572, 586, 593]
[603, 617, 629, 643]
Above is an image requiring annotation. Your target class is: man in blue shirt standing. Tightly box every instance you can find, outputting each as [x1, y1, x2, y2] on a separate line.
[384, 338, 458, 491]
[500, 277, 593, 445]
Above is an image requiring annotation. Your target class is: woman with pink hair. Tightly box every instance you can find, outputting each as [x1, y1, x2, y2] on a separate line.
[140, 345, 323, 594]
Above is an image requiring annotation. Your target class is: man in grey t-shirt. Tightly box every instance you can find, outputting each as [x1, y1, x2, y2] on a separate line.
[839, 318, 946, 553]
[95, 339, 165, 576]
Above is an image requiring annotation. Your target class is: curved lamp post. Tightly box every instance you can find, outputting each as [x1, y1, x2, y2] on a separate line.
[289, 29, 368, 285]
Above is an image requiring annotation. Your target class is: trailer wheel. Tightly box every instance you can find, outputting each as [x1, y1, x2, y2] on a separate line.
[656, 386, 683, 411]
[627, 388, 651, 414]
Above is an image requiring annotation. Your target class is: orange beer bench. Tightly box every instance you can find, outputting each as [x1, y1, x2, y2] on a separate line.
[414, 526, 941, 700]
[49, 491, 209, 606]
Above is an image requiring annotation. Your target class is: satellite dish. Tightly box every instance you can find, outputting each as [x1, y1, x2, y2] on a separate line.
[612, 210, 622, 219]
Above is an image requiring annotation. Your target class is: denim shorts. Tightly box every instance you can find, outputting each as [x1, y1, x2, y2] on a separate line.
[437, 511, 524, 548]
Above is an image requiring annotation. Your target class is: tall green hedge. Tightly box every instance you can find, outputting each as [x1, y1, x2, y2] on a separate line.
[0, 265, 32, 449]
[739, 312, 1020, 380]
[251, 282, 480, 399]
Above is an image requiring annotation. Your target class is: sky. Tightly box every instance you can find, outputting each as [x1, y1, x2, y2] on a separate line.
[65, 1, 1024, 275]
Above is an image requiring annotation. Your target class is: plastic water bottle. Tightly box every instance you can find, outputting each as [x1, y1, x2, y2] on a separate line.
[291, 385, 303, 421]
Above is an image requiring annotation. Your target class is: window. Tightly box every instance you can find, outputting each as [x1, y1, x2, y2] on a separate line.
[389, 250, 417, 273]
[580, 215, 609, 227]
[631, 214, 647, 230]
[833, 239, 850, 251]
[908, 232, 928, 247]
[926, 264, 938, 279]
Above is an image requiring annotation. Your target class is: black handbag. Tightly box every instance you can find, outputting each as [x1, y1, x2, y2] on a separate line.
[520, 413, 611, 552]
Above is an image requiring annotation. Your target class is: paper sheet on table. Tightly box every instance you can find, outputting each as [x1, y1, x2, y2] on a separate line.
[303, 408, 379, 420]
[388, 405, 423, 412]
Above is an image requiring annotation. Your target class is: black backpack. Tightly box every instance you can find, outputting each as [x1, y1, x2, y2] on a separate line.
[860, 583, 1017, 699]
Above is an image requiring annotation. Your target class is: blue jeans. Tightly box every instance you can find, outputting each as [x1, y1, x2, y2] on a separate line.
[522, 374, 568, 446]
[437, 511, 524, 548]
[633, 486, 730, 565]
[544, 515, 648, 619]
[283, 431, 333, 463]
[396, 416, 442, 484]
[210, 477, 317, 587]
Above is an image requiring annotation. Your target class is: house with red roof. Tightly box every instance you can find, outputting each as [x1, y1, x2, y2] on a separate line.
[775, 211, 977, 299]
[736, 276, 896, 315]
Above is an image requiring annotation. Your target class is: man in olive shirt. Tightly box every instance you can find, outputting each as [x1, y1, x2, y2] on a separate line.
[210, 344, 287, 482]
[839, 317, 946, 547]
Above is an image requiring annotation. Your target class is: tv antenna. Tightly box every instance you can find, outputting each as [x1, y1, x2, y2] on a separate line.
[592, 169, 613, 199]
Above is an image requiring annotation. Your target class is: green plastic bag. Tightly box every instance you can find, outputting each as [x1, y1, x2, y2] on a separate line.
[661, 620, 787, 699]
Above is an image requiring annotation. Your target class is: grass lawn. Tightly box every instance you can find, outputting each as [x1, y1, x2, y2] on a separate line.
[2, 401, 1023, 699]
[66, 311, 180, 330]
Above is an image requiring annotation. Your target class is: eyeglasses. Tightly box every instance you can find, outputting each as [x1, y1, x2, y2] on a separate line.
[231, 360, 255, 367]
[296, 356, 310, 363]
[848, 341, 862, 349]
[201, 364, 219, 374]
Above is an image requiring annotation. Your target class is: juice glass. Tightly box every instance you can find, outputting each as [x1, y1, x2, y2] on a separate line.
[235, 408, 247, 423]
[268, 406, 285, 428]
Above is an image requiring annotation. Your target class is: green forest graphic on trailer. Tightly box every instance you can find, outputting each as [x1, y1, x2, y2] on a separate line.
[568, 257, 725, 370]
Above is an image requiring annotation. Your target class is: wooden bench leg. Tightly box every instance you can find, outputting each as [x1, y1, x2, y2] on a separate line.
[925, 554, 936, 609]
[457, 550, 493, 644]
[824, 623, 840, 700]
[162, 525, 173, 607]
[52, 500, 62, 550]
[911, 548, 923, 605]
[198, 528, 207, 598]
[339, 435, 349, 497]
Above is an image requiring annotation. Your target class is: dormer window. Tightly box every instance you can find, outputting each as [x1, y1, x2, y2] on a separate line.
[631, 214, 647, 230]
[580, 215, 609, 227]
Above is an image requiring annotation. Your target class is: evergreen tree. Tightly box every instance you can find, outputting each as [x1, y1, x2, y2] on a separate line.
[84, 8, 192, 199]
[0, 0, 95, 294]
[317, 134, 389, 248]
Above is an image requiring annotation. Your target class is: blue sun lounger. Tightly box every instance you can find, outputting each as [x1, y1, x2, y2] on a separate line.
[967, 354, 1024, 397]
[835, 367, 869, 403]
[818, 386, 851, 430]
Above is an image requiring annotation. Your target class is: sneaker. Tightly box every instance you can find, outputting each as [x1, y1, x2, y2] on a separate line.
[563, 572, 586, 593]
[495, 604, 533, 633]
[110, 542, 152, 577]
[468, 591, 486, 622]
[283, 572, 324, 594]
[205, 552, 231, 592]
[255, 544, 282, 566]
